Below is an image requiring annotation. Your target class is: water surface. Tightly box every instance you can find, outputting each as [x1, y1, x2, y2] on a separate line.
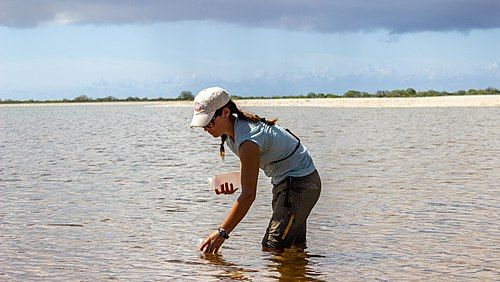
[1, 105, 499, 280]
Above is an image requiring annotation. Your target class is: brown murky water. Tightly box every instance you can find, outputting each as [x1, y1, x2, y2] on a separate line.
[1, 105, 499, 280]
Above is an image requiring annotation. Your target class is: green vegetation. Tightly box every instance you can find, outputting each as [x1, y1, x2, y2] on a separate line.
[0, 91, 195, 104]
[177, 91, 194, 100]
[1, 88, 498, 104]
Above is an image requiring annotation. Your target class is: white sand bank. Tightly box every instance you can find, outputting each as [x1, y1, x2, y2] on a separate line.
[1, 95, 499, 108]
[235, 95, 500, 108]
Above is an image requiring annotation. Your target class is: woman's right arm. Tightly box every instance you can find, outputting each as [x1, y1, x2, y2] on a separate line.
[200, 140, 260, 253]
[218, 140, 260, 234]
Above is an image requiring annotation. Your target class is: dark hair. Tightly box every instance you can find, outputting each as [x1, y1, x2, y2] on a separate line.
[218, 100, 277, 159]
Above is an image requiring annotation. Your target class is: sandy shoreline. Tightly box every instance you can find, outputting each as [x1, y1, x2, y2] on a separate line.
[1, 95, 499, 108]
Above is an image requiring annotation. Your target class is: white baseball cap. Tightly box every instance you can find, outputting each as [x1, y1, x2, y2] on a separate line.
[189, 87, 230, 127]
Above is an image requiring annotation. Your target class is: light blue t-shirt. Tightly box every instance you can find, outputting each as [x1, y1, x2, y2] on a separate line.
[225, 118, 316, 185]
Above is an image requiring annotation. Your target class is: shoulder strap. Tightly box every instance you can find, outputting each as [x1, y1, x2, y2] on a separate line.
[270, 129, 301, 164]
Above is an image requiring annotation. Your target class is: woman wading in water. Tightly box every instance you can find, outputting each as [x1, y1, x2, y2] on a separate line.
[190, 87, 321, 253]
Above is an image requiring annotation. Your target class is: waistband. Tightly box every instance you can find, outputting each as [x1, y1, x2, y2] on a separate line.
[272, 169, 319, 196]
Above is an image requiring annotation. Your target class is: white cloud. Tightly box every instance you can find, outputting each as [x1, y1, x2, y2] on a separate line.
[424, 67, 445, 80]
[50, 12, 78, 26]
[485, 62, 498, 72]
[359, 65, 396, 77]
[253, 68, 265, 79]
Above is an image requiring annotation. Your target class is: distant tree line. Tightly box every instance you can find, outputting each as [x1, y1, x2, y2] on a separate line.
[0, 91, 195, 104]
[232, 87, 500, 99]
[0, 88, 498, 104]
[339, 87, 500, 98]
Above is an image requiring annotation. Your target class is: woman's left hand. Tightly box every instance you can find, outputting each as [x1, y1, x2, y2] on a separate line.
[200, 231, 226, 253]
[215, 182, 238, 195]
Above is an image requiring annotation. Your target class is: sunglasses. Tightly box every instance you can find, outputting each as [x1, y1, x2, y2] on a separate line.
[204, 113, 219, 129]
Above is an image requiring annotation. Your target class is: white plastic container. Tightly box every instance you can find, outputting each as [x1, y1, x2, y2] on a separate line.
[207, 171, 241, 190]
[196, 238, 205, 250]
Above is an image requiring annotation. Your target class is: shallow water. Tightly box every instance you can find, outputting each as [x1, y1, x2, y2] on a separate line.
[1, 105, 499, 280]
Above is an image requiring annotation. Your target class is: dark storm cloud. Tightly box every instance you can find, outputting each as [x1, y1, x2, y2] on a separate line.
[1, 0, 499, 33]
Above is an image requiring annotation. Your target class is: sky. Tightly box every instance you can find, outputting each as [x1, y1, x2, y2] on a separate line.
[1, 0, 499, 100]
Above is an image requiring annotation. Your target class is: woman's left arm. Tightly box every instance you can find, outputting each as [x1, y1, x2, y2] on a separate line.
[200, 140, 260, 253]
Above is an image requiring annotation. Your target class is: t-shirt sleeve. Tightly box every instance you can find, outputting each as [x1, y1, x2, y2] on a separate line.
[236, 124, 266, 151]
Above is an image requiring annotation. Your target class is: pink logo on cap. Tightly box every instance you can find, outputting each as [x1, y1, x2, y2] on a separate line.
[194, 102, 203, 112]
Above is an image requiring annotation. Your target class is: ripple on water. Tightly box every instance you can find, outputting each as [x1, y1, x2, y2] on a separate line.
[1, 106, 499, 280]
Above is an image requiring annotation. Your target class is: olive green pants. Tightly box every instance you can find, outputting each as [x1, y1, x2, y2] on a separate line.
[262, 170, 321, 250]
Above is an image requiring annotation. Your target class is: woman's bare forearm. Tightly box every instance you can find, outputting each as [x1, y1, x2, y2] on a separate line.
[220, 140, 260, 234]
[221, 192, 255, 233]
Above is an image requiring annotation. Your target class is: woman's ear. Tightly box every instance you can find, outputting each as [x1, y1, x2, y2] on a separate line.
[223, 107, 231, 118]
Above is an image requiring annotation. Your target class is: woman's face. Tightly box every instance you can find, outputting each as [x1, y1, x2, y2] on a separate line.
[203, 108, 230, 138]
[203, 115, 222, 137]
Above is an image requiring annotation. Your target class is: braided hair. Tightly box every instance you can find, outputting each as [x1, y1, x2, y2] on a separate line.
[217, 100, 277, 159]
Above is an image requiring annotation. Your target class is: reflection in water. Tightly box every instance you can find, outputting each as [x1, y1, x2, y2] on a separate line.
[202, 248, 325, 281]
[266, 247, 325, 281]
[201, 253, 255, 281]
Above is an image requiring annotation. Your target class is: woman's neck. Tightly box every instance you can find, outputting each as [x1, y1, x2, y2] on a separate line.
[226, 115, 236, 141]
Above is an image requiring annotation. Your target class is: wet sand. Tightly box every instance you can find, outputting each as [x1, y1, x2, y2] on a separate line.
[1, 95, 499, 108]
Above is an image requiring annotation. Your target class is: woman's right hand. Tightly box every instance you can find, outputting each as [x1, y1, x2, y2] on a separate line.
[215, 182, 238, 195]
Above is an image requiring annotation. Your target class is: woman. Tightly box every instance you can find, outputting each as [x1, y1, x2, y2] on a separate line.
[190, 87, 321, 253]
